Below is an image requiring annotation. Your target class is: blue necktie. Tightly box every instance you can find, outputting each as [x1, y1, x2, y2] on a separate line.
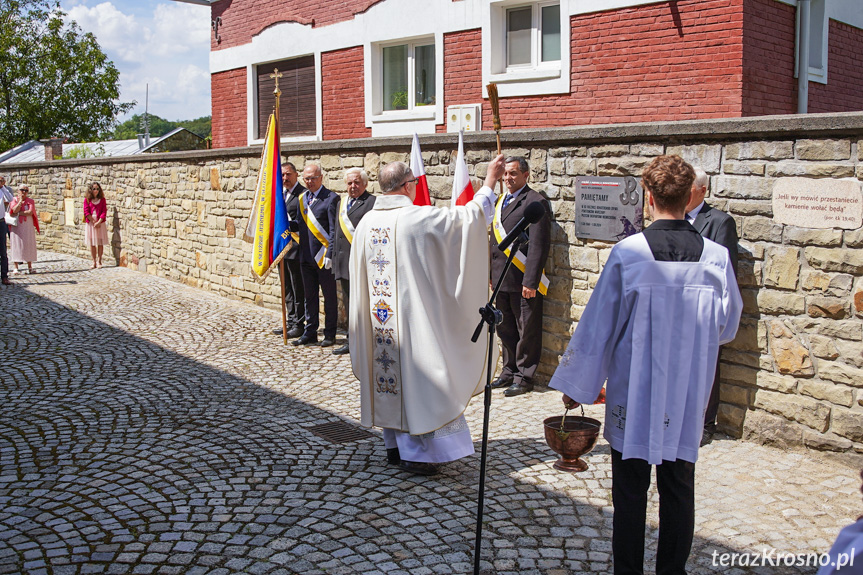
[347, 198, 354, 212]
[503, 193, 515, 209]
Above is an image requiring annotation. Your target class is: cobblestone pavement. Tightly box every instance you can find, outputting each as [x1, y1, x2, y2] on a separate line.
[1, 253, 860, 575]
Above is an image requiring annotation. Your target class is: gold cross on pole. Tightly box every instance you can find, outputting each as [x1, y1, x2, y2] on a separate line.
[270, 68, 283, 97]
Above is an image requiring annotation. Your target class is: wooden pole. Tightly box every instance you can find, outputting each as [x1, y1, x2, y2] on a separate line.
[487, 83, 504, 197]
[270, 68, 289, 345]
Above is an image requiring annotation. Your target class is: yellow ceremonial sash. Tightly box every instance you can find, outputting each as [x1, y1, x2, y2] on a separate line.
[339, 196, 355, 245]
[493, 194, 549, 296]
[300, 192, 330, 268]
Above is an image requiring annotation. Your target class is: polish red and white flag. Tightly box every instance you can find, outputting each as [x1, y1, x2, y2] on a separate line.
[451, 130, 474, 207]
[410, 133, 431, 206]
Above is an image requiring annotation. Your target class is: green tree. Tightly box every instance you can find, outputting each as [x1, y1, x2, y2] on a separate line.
[0, 0, 134, 151]
[111, 114, 211, 140]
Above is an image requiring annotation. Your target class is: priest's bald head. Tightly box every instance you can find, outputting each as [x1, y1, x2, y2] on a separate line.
[641, 155, 695, 219]
[379, 162, 416, 202]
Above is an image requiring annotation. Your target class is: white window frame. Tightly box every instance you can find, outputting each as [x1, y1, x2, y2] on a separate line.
[503, 2, 561, 71]
[793, 0, 829, 84]
[483, 0, 569, 98]
[246, 54, 323, 145]
[365, 34, 443, 137]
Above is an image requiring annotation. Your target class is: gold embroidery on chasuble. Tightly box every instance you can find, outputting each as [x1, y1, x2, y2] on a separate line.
[368, 226, 401, 398]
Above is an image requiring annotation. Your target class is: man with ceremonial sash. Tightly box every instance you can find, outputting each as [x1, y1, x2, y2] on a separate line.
[272, 162, 307, 338]
[331, 168, 375, 356]
[489, 157, 551, 398]
[349, 156, 506, 476]
[294, 162, 339, 347]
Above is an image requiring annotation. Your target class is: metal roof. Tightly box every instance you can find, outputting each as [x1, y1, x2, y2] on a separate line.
[0, 129, 205, 165]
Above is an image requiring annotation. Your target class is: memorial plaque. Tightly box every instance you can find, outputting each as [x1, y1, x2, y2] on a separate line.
[575, 176, 644, 241]
[64, 198, 76, 227]
[773, 178, 863, 229]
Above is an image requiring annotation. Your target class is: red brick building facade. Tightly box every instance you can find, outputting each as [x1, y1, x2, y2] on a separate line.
[201, 0, 863, 148]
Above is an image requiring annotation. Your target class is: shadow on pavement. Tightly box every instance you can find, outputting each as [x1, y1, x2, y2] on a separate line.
[0, 271, 829, 575]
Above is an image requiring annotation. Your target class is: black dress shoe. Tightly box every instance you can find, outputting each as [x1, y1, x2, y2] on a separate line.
[332, 344, 350, 355]
[399, 460, 439, 476]
[503, 383, 533, 397]
[320, 338, 335, 348]
[272, 326, 284, 335]
[491, 377, 512, 389]
[287, 327, 304, 338]
[292, 334, 317, 346]
[700, 431, 714, 447]
[386, 448, 401, 465]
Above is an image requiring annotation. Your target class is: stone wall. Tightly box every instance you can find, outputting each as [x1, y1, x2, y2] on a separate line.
[4, 112, 863, 456]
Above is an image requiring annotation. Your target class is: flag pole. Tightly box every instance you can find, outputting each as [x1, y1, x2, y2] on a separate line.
[271, 68, 289, 345]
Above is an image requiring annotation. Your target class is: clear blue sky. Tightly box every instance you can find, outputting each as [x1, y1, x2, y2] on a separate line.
[59, 0, 212, 122]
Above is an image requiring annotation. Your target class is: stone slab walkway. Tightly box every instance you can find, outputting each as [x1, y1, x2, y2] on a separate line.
[0, 253, 860, 575]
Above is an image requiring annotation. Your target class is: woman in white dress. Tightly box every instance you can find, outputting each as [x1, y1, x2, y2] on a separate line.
[8, 185, 38, 274]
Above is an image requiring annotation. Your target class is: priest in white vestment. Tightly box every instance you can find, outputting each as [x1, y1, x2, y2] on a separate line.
[549, 156, 743, 574]
[349, 156, 505, 476]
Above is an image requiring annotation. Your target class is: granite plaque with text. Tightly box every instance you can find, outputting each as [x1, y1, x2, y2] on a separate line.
[773, 178, 863, 229]
[575, 176, 644, 241]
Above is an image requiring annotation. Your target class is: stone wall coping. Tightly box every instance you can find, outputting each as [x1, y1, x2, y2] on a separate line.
[4, 111, 863, 169]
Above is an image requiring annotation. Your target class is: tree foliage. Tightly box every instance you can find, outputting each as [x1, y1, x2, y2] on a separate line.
[0, 0, 134, 151]
[111, 114, 212, 140]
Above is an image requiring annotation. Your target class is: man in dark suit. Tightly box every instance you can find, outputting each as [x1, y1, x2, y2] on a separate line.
[272, 162, 306, 338]
[489, 157, 552, 397]
[686, 167, 739, 444]
[294, 162, 339, 347]
[331, 168, 376, 355]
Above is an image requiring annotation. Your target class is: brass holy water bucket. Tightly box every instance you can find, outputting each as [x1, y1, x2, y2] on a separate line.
[543, 406, 601, 472]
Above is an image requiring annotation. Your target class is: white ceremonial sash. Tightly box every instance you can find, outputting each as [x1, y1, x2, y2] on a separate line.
[366, 221, 403, 430]
[493, 195, 549, 296]
[300, 192, 331, 268]
[339, 197, 355, 245]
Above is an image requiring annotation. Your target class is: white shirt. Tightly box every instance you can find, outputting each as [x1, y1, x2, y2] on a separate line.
[549, 232, 742, 464]
[0, 185, 13, 219]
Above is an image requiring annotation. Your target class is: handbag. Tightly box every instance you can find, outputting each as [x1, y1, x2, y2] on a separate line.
[4, 212, 17, 227]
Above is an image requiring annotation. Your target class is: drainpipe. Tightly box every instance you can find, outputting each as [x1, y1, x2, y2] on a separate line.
[797, 0, 810, 114]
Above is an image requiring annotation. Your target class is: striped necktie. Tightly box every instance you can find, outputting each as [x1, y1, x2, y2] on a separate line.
[503, 193, 515, 209]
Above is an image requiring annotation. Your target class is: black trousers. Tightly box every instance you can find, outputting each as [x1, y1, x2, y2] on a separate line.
[495, 290, 543, 386]
[339, 279, 350, 340]
[280, 257, 305, 330]
[703, 351, 723, 431]
[301, 262, 337, 340]
[0, 220, 7, 280]
[611, 449, 695, 575]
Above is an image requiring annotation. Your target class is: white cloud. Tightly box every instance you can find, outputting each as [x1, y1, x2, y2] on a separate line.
[150, 3, 210, 57]
[61, 0, 211, 122]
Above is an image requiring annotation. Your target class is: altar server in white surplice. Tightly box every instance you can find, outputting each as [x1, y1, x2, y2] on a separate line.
[549, 155, 742, 575]
[349, 156, 505, 476]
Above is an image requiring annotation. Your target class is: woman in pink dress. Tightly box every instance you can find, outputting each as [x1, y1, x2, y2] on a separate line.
[8, 184, 39, 274]
[83, 182, 108, 268]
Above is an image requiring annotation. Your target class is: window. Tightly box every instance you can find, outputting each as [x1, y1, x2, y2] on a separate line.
[381, 41, 436, 112]
[506, 3, 560, 69]
[795, 0, 828, 84]
[256, 56, 316, 139]
[483, 0, 569, 98]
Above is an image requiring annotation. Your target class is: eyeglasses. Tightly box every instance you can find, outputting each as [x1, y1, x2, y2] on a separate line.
[18, 188, 28, 192]
[303, 175, 321, 181]
[401, 177, 417, 188]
